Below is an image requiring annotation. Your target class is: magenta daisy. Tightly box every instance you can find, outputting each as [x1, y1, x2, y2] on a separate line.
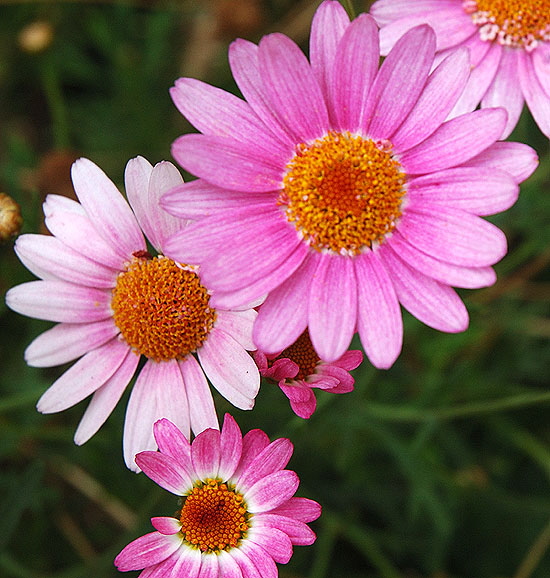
[114, 414, 321, 577]
[5, 157, 260, 470]
[370, 0, 550, 138]
[162, 0, 538, 369]
[253, 330, 363, 419]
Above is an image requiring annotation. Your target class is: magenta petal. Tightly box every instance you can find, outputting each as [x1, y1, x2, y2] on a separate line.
[151, 517, 181, 536]
[354, 250, 402, 369]
[232, 429, 271, 481]
[136, 451, 193, 495]
[218, 414, 243, 481]
[266, 358, 299, 381]
[114, 532, 182, 572]
[248, 526, 293, 564]
[364, 25, 435, 139]
[280, 383, 317, 419]
[192, 427, 221, 481]
[270, 496, 322, 522]
[309, 254, 357, 363]
[245, 470, 299, 513]
[197, 552, 219, 578]
[258, 33, 329, 142]
[239, 542, 278, 578]
[253, 513, 317, 545]
[218, 550, 244, 578]
[153, 418, 192, 466]
[518, 49, 550, 138]
[229, 546, 265, 578]
[36, 338, 129, 413]
[331, 349, 363, 372]
[401, 108, 507, 175]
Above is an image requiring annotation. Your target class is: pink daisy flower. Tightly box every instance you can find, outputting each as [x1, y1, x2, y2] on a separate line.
[114, 414, 321, 577]
[162, 0, 538, 369]
[5, 157, 260, 470]
[370, 0, 550, 138]
[253, 330, 363, 419]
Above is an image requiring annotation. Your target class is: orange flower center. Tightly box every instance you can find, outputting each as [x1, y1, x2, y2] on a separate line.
[463, 0, 550, 51]
[280, 131, 406, 255]
[275, 331, 320, 381]
[111, 254, 216, 362]
[179, 479, 249, 552]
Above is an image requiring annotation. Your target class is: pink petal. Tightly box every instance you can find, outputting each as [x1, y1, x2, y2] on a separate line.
[354, 250, 403, 369]
[229, 546, 264, 578]
[518, 49, 550, 138]
[308, 253, 357, 363]
[371, 0, 464, 27]
[218, 414, 243, 481]
[149, 547, 202, 578]
[24, 319, 118, 367]
[248, 526, 293, 564]
[125, 157, 185, 253]
[178, 356, 219, 435]
[151, 517, 182, 536]
[191, 427, 221, 481]
[315, 365, 354, 392]
[364, 25, 435, 139]
[6, 280, 111, 323]
[245, 470, 299, 513]
[73, 348, 139, 445]
[71, 158, 146, 259]
[270, 496, 322, 522]
[239, 542, 278, 578]
[252, 513, 317, 545]
[136, 450, 194, 495]
[214, 310, 257, 351]
[237, 438, 293, 493]
[532, 44, 550, 97]
[232, 429, 270, 481]
[114, 532, 182, 572]
[197, 552, 219, 578]
[153, 418, 192, 466]
[258, 32, 329, 142]
[379, 245, 469, 333]
[264, 358, 299, 381]
[331, 349, 363, 372]
[36, 338, 130, 413]
[279, 383, 317, 419]
[218, 550, 245, 578]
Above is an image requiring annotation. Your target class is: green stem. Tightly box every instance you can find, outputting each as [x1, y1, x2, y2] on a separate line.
[41, 53, 71, 150]
[513, 517, 550, 578]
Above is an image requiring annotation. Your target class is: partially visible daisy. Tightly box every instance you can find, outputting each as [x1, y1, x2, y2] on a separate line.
[114, 414, 321, 576]
[162, 0, 538, 369]
[370, 0, 550, 138]
[5, 157, 260, 470]
[253, 330, 363, 419]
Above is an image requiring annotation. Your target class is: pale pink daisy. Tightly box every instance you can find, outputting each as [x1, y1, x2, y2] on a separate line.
[5, 157, 260, 470]
[253, 330, 363, 419]
[162, 0, 538, 369]
[370, 0, 550, 138]
[114, 414, 321, 577]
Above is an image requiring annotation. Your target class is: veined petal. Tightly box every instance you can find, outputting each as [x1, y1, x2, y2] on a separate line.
[252, 513, 317, 545]
[270, 496, 322, 523]
[153, 418, 192, 466]
[197, 552, 219, 578]
[218, 550, 244, 578]
[518, 49, 550, 138]
[136, 451, 193, 496]
[114, 532, 183, 572]
[371, 0, 464, 27]
[248, 526, 293, 563]
[232, 429, 271, 481]
[532, 44, 550, 98]
[214, 310, 257, 351]
[192, 428, 221, 481]
[151, 517, 182, 536]
[219, 414, 243, 482]
[245, 470, 299, 513]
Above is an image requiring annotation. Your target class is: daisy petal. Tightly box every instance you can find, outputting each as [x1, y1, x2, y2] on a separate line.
[151, 517, 182, 536]
[114, 532, 182, 572]
[270, 497, 322, 522]
[232, 429, 271, 481]
[532, 44, 550, 98]
[198, 552, 219, 578]
[246, 470, 299, 513]
[219, 414, 243, 481]
[218, 550, 244, 578]
[192, 428, 221, 481]
[240, 542, 278, 578]
[135, 451, 193, 496]
[253, 513, 317, 545]
[214, 310, 257, 351]
[153, 418, 192, 466]
[518, 49, 550, 138]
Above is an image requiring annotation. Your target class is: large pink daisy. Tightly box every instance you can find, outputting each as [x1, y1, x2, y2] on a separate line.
[115, 414, 321, 577]
[162, 0, 538, 369]
[370, 0, 550, 138]
[5, 157, 260, 470]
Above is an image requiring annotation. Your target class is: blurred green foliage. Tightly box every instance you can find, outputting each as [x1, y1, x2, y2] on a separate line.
[0, 1, 549, 577]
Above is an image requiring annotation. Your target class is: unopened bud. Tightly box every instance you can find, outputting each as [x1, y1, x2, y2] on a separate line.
[0, 193, 23, 242]
[18, 20, 54, 54]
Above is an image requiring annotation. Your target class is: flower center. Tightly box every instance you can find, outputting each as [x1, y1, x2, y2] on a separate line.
[111, 254, 216, 362]
[280, 131, 406, 256]
[275, 331, 320, 381]
[179, 479, 249, 552]
[463, 0, 550, 51]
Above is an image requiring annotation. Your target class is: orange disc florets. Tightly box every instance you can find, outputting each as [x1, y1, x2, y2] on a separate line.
[280, 131, 406, 255]
[275, 331, 320, 381]
[179, 479, 249, 552]
[111, 255, 216, 362]
[463, 0, 550, 51]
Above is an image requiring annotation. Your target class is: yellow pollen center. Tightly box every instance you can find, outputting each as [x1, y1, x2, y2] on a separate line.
[463, 0, 550, 50]
[275, 331, 320, 381]
[179, 479, 249, 552]
[280, 131, 406, 255]
[111, 255, 216, 362]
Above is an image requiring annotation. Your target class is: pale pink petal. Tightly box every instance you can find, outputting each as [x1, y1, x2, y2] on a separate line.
[218, 414, 243, 481]
[245, 470, 299, 513]
[308, 253, 357, 363]
[153, 418, 192, 467]
[232, 429, 271, 481]
[398, 205, 507, 267]
[218, 550, 245, 578]
[71, 158, 146, 258]
[36, 337, 129, 413]
[371, 0, 463, 26]
[388, 231, 497, 289]
[15, 234, 118, 288]
[198, 328, 260, 410]
[270, 496, 322, 522]
[518, 49, 550, 138]
[239, 542, 278, 578]
[309, 0, 350, 109]
[145, 547, 201, 578]
[237, 438, 293, 493]
[151, 517, 181, 536]
[73, 348, 139, 445]
[364, 25, 435, 139]
[407, 166, 519, 216]
[125, 157, 185, 252]
[136, 451, 194, 495]
[332, 13, 379, 131]
[6, 280, 111, 323]
[391, 47, 470, 151]
[178, 356, 219, 435]
[354, 250, 402, 369]
[258, 33, 329, 142]
[400, 108, 508, 175]
[229, 547, 263, 578]
[43, 195, 125, 269]
[214, 310, 257, 351]
[252, 252, 319, 355]
[252, 513, 317, 545]
[114, 532, 183, 572]
[379, 245, 469, 333]
[192, 428, 221, 481]
[197, 551, 219, 578]
[532, 44, 550, 97]
[24, 319, 118, 367]
[482, 48, 524, 138]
